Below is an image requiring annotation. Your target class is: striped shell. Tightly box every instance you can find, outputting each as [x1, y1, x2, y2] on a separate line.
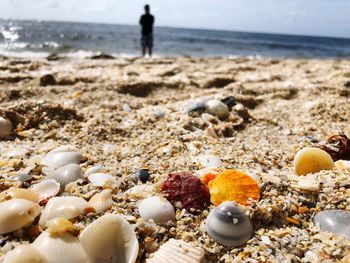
[146, 239, 205, 263]
[88, 189, 114, 213]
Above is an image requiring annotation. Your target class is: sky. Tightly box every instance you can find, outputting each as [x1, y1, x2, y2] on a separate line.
[1, 0, 350, 38]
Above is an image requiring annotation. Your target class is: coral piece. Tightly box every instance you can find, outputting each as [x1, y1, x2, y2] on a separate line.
[161, 172, 210, 213]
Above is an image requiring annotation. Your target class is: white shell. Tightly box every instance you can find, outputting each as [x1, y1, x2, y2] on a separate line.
[335, 160, 350, 170]
[88, 189, 114, 213]
[125, 185, 156, 199]
[314, 210, 350, 239]
[48, 145, 78, 154]
[138, 196, 175, 224]
[88, 173, 119, 189]
[0, 188, 39, 203]
[39, 196, 90, 228]
[0, 117, 12, 139]
[33, 231, 87, 263]
[0, 199, 40, 235]
[79, 214, 139, 263]
[84, 165, 104, 177]
[46, 164, 83, 192]
[197, 154, 222, 168]
[31, 179, 60, 203]
[40, 152, 82, 169]
[146, 239, 205, 263]
[3, 244, 48, 263]
[206, 99, 229, 119]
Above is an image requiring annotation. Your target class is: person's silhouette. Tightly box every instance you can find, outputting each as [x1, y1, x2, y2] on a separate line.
[139, 5, 155, 57]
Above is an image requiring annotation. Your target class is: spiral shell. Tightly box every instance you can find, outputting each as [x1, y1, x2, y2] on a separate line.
[88, 189, 114, 213]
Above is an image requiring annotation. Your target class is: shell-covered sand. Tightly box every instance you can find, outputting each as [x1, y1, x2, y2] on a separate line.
[0, 55, 350, 262]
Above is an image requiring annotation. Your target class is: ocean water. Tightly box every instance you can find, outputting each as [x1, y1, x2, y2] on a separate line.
[1, 19, 350, 58]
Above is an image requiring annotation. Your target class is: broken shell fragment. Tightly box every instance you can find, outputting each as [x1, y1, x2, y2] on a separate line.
[126, 184, 156, 199]
[46, 218, 76, 236]
[45, 163, 83, 192]
[0, 117, 12, 139]
[138, 196, 175, 224]
[31, 179, 60, 203]
[88, 189, 114, 213]
[3, 244, 48, 263]
[314, 210, 350, 239]
[39, 196, 90, 228]
[0, 188, 39, 203]
[40, 151, 82, 169]
[293, 147, 334, 176]
[33, 231, 87, 263]
[208, 169, 260, 206]
[146, 238, 205, 263]
[0, 199, 40, 235]
[335, 160, 350, 170]
[88, 173, 119, 189]
[206, 201, 253, 247]
[79, 214, 139, 263]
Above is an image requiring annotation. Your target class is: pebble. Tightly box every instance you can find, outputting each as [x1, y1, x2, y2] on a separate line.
[136, 169, 151, 183]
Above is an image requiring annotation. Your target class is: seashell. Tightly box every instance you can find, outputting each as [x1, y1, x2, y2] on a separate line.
[3, 244, 48, 263]
[197, 154, 222, 168]
[0, 199, 40, 235]
[88, 173, 119, 189]
[293, 147, 334, 176]
[0, 188, 39, 203]
[335, 160, 350, 170]
[1, 148, 29, 159]
[201, 113, 218, 126]
[161, 172, 210, 213]
[135, 168, 151, 183]
[33, 231, 87, 263]
[46, 218, 76, 235]
[126, 184, 156, 199]
[206, 201, 253, 247]
[88, 189, 114, 213]
[0, 117, 12, 139]
[314, 210, 350, 239]
[40, 151, 82, 169]
[10, 173, 33, 182]
[206, 99, 229, 119]
[48, 145, 78, 154]
[31, 179, 60, 203]
[208, 169, 260, 206]
[39, 196, 90, 228]
[318, 134, 350, 161]
[138, 196, 175, 224]
[146, 238, 205, 263]
[45, 164, 83, 192]
[84, 165, 104, 177]
[79, 214, 139, 263]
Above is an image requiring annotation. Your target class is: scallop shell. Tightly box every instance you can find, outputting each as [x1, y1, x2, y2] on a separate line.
[32, 231, 87, 263]
[138, 196, 175, 224]
[45, 164, 83, 192]
[39, 196, 90, 228]
[3, 244, 48, 263]
[0, 188, 39, 203]
[293, 147, 334, 176]
[0, 199, 40, 235]
[0, 117, 12, 139]
[314, 210, 350, 239]
[146, 239, 205, 263]
[88, 173, 119, 189]
[40, 151, 82, 169]
[206, 99, 229, 119]
[88, 189, 114, 213]
[208, 169, 260, 206]
[46, 218, 76, 235]
[206, 201, 253, 247]
[79, 214, 139, 263]
[31, 179, 60, 203]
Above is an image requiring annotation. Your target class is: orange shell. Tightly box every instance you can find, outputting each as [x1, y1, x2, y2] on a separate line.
[201, 173, 218, 185]
[208, 169, 260, 206]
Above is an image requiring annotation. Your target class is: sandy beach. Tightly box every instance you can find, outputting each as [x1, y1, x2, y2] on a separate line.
[0, 55, 350, 262]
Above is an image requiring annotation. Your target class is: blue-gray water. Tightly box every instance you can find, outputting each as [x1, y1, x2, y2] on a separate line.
[1, 19, 350, 58]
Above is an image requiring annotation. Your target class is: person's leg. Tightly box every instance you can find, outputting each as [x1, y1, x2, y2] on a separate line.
[142, 47, 146, 57]
[148, 47, 152, 57]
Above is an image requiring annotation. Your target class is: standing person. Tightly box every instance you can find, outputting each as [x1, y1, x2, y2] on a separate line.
[139, 4, 155, 57]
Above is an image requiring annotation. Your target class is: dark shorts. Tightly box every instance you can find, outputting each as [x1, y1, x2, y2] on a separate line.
[141, 34, 153, 48]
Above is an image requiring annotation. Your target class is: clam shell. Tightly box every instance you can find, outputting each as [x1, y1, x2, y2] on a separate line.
[138, 196, 175, 224]
[79, 214, 139, 263]
[3, 244, 48, 263]
[208, 169, 260, 206]
[31, 179, 60, 203]
[33, 231, 87, 263]
[39, 196, 90, 228]
[10, 173, 33, 182]
[293, 147, 334, 176]
[88, 173, 119, 189]
[48, 145, 78, 154]
[206, 99, 229, 119]
[146, 239, 205, 263]
[0, 199, 40, 235]
[314, 210, 350, 239]
[0, 117, 12, 139]
[0, 188, 39, 203]
[206, 201, 253, 247]
[45, 164, 83, 192]
[84, 165, 104, 177]
[40, 151, 82, 169]
[88, 189, 114, 213]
